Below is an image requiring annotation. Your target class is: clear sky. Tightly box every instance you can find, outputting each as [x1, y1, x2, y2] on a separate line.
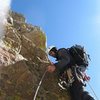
[11, 0, 100, 99]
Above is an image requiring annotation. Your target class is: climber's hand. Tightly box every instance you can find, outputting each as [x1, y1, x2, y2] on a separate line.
[47, 65, 56, 73]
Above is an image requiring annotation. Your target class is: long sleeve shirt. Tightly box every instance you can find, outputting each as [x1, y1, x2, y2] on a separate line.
[54, 48, 71, 74]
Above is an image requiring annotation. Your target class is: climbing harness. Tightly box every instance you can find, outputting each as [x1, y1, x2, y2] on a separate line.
[57, 66, 86, 90]
[33, 70, 47, 100]
[58, 68, 75, 90]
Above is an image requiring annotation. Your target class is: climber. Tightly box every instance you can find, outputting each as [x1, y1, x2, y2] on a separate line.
[47, 46, 71, 75]
[47, 45, 95, 100]
[47, 45, 88, 75]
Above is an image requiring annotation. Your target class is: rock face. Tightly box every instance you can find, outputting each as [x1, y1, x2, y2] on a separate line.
[0, 11, 71, 100]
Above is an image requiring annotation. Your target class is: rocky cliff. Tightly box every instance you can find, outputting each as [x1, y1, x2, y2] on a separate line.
[0, 11, 71, 100]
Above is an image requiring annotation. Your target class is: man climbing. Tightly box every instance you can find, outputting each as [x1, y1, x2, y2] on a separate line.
[47, 45, 95, 100]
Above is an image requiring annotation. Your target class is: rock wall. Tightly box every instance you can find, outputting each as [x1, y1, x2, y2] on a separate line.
[0, 11, 71, 100]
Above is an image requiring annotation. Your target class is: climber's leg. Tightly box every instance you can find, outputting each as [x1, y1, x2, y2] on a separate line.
[81, 91, 95, 100]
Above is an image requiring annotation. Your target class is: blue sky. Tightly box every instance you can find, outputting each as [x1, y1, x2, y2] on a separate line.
[11, 0, 100, 99]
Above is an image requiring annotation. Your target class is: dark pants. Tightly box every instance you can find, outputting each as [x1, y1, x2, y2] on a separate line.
[70, 80, 95, 100]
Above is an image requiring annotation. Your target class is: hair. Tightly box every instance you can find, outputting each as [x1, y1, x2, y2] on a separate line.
[50, 47, 57, 53]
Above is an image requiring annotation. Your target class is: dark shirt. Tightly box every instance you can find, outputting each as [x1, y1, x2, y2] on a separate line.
[54, 48, 71, 74]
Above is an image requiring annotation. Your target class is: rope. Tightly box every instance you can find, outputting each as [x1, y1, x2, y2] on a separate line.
[33, 70, 47, 100]
[86, 81, 99, 100]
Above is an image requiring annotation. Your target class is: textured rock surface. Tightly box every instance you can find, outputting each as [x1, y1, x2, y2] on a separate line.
[0, 11, 71, 100]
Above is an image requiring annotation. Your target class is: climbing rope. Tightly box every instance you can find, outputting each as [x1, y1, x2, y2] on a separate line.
[86, 81, 99, 100]
[33, 70, 47, 100]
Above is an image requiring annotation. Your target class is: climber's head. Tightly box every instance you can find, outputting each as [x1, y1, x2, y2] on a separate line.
[47, 46, 57, 57]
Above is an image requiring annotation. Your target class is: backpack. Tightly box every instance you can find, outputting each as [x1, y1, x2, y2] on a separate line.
[68, 45, 90, 67]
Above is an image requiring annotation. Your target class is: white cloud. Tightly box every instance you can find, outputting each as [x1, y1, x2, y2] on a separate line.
[0, 0, 12, 39]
